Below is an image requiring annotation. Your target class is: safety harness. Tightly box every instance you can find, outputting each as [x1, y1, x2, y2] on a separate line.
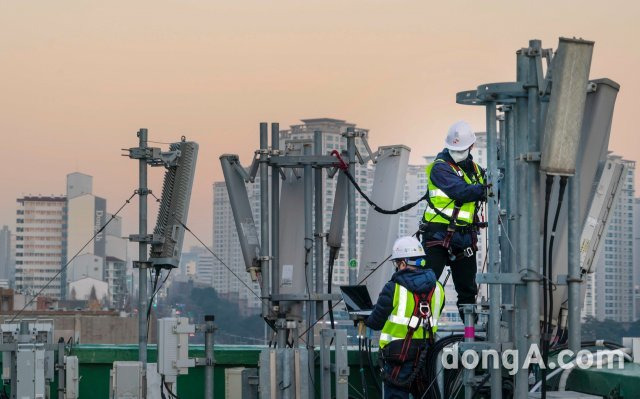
[421, 160, 486, 260]
[382, 287, 436, 388]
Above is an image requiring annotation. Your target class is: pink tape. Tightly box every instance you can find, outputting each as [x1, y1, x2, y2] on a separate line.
[464, 326, 475, 339]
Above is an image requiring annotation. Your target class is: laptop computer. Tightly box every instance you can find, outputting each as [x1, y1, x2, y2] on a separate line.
[340, 285, 374, 317]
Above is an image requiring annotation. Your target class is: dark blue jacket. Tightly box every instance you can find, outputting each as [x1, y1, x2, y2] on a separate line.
[423, 149, 485, 250]
[430, 149, 484, 204]
[365, 267, 436, 331]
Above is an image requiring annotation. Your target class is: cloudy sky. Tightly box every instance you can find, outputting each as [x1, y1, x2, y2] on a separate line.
[1, 0, 639, 248]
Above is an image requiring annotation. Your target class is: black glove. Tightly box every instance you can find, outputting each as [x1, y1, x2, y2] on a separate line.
[484, 183, 494, 198]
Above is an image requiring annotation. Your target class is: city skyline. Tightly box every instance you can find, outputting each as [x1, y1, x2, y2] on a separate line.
[6, 143, 636, 318]
[1, 4, 639, 396]
[2, 1, 640, 247]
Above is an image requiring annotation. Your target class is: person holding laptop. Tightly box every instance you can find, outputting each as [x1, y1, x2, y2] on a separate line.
[365, 236, 445, 399]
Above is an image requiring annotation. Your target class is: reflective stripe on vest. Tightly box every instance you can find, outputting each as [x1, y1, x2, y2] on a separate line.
[423, 206, 472, 221]
[423, 159, 484, 225]
[379, 281, 446, 348]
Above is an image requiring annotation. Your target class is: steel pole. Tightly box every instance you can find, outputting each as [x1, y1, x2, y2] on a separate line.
[567, 175, 581, 353]
[204, 315, 216, 399]
[514, 49, 530, 399]
[260, 122, 271, 319]
[498, 112, 509, 278]
[521, 40, 544, 399]
[271, 123, 286, 348]
[314, 131, 325, 398]
[498, 114, 507, 171]
[314, 131, 324, 332]
[527, 40, 541, 344]
[505, 108, 517, 342]
[272, 123, 280, 300]
[499, 111, 512, 318]
[526, 40, 542, 358]
[346, 128, 357, 284]
[57, 338, 65, 399]
[506, 108, 517, 273]
[486, 102, 502, 399]
[303, 142, 315, 391]
[498, 112, 508, 274]
[137, 128, 149, 399]
[463, 305, 475, 399]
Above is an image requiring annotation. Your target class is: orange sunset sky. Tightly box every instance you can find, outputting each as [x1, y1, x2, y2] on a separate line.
[2, 1, 639, 247]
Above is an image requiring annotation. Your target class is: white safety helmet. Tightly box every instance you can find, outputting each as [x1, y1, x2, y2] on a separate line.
[391, 236, 426, 261]
[445, 121, 476, 151]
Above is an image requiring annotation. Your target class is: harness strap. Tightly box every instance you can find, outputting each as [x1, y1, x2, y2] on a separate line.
[449, 247, 475, 261]
[381, 346, 429, 389]
[424, 238, 476, 261]
[425, 196, 465, 225]
[441, 204, 462, 249]
[452, 160, 483, 185]
[424, 240, 445, 248]
[389, 287, 436, 382]
[471, 213, 480, 251]
[419, 290, 436, 346]
[446, 161, 463, 177]
[425, 160, 483, 226]
[423, 161, 486, 255]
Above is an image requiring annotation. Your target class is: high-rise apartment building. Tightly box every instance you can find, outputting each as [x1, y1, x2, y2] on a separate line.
[15, 196, 67, 298]
[66, 174, 107, 261]
[178, 246, 205, 279]
[65, 172, 129, 308]
[104, 214, 128, 308]
[583, 156, 636, 322]
[212, 118, 372, 312]
[281, 119, 372, 287]
[634, 197, 640, 321]
[212, 181, 260, 309]
[0, 226, 14, 284]
[398, 165, 427, 238]
[196, 252, 215, 287]
[66, 173, 107, 299]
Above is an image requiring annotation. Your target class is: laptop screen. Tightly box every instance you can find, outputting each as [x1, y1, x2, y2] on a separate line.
[340, 285, 374, 312]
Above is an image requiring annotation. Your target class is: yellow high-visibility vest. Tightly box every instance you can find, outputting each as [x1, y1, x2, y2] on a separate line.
[379, 281, 445, 348]
[423, 159, 484, 225]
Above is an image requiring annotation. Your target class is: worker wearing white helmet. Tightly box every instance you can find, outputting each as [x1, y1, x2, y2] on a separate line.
[419, 120, 487, 321]
[365, 236, 445, 398]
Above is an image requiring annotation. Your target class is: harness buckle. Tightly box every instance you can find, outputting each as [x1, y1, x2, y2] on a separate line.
[463, 247, 474, 257]
[419, 302, 431, 318]
[408, 316, 420, 329]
